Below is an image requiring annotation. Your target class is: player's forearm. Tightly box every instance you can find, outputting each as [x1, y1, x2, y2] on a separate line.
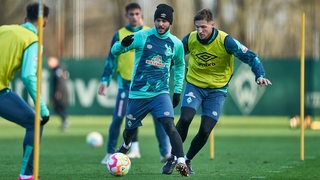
[101, 54, 116, 85]
[111, 41, 131, 56]
[225, 36, 266, 80]
[173, 63, 185, 94]
[21, 75, 49, 116]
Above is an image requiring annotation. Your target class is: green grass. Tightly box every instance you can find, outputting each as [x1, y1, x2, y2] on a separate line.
[0, 115, 320, 179]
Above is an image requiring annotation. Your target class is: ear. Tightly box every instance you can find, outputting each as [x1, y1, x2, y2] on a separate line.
[43, 19, 48, 28]
[210, 21, 215, 27]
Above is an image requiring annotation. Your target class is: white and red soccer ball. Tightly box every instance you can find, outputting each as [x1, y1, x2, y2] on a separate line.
[107, 153, 131, 176]
[86, 132, 103, 147]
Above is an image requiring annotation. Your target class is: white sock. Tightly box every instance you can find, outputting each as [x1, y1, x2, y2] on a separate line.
[19, 174, 33, 179]
[177, 157, 186, 164]
[130, 141, 139, 153]
[184, 155, 190, 161]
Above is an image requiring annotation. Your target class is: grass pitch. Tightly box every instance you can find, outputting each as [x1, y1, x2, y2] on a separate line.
[0, 115, 319, 179]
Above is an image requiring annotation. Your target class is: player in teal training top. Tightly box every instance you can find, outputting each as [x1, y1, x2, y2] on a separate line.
[99, 2, 170, 164]
[113, 4, 190, 177]
[163, 8, 272, 175]
[0, 3, 50, 180]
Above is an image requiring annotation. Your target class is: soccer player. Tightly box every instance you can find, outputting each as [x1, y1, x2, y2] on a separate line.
[113, 4, 189, 177]
[162, 8, 272, 175]
[47, 56, 70, 131]
[0, 3, 50, 180]
[98, 2, 170, 164]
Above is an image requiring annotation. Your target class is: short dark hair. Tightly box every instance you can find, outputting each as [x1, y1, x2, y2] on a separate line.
[125, 2, 141, 13]
[26, 2, 49, 22]
[194, 8, 213, 22]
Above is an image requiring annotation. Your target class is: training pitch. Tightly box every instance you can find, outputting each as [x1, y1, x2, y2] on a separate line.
[0, 115, 319, 179]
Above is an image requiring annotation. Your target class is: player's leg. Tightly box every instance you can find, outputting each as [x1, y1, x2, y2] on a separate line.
[185, 91, 226, 174]
[159, 117, 189, 176]
[151, 94, 189, 176]
[152, 116, 171, 162]
[0, 90, 43, 177]
[54, 102, 68, 131]
[127, 129, 141, 158]
[101, 88, 128, 164]
[174, 82, 201, 153]
[107, 89, 128, 153]
[117, 98, 149, 154]
[184, 115, 217, 174]
[176, 107, 196, 142]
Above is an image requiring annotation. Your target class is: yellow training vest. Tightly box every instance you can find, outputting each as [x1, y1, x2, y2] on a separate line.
[0, 25, 38, 90]
[117, 26, 149, 80]
[186, 30, 234, 88]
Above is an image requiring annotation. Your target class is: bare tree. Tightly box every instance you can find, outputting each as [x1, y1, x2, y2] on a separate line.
[1, 0, 318, 59]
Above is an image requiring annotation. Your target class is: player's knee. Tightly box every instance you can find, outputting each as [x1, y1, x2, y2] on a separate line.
[123, 128, 137, 139]
[180, 107, 196, 124]
[159, 117, 175, 134]
[199, 116, 217, 137]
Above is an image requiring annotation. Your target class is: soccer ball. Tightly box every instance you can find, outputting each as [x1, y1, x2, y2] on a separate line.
[107, 153, 131, 176]
[86, 132, 103, 147]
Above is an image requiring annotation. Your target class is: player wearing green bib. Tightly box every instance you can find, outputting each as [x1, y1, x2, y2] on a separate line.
[162, 8, 272, 175]
[0, 3, 50, 180]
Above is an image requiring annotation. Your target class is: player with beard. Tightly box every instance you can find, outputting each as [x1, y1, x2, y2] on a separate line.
[113, 4, 189, 177]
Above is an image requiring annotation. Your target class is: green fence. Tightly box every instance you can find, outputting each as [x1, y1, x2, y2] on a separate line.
[223, 59, 319, 116]
[11, 58, 320, 116]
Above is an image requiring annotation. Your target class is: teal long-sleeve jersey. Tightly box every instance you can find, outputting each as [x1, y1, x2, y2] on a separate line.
[111, 27, 185, 99]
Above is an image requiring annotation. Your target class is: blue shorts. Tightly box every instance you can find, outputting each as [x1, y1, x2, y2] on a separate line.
[125, 93, 174, 129]
[0, 89, 35, 128]
[181, 82, 226, 121]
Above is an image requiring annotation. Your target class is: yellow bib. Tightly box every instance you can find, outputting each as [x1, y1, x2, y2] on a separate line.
[186, 30, 234, 88]
[0, 25, 37, 89]
[117, 26, 149, 80]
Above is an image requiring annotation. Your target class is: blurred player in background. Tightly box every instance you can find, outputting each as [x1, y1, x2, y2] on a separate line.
[47, 56, 69, 131]
[163, 8, 272, 175]
[0, 3, 50, 180]
[98, 2, 170, 164]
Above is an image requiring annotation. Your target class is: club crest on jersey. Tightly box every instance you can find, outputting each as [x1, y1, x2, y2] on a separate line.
[165, 44, 173, 56]
[146, 55, 165, 67]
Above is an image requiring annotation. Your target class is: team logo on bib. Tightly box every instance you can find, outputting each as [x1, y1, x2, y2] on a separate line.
[196, 52, 217, 62]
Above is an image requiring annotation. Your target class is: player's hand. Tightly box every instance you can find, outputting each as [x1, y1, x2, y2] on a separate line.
[98, 84, 107, 96]
[172, 93, 181, 108]
[121, 35, 134, 47]
[41, 116, 50, 125]
[257, 77, 272, 86]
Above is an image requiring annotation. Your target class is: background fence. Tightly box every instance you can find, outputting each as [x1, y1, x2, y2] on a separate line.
[11, 58, 320, 116]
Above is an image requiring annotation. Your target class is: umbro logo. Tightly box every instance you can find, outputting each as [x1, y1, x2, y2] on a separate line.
[196, 52, 217, 62]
